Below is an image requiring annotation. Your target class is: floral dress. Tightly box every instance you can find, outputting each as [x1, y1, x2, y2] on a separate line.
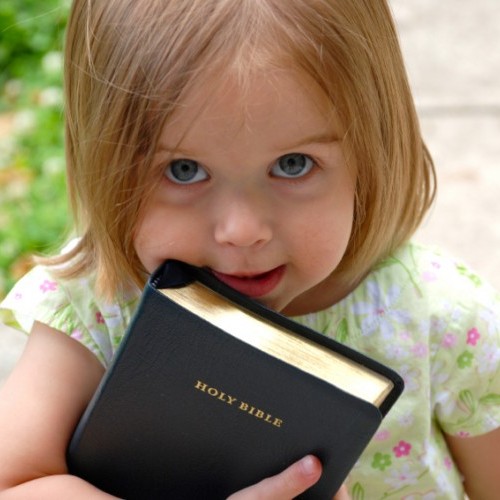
[2, 241, 500, 498]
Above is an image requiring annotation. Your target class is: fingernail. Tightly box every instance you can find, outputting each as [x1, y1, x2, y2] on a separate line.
[301, 455, 318, 476]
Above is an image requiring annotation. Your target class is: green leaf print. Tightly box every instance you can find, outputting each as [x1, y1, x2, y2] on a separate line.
[456, 263, 482, 286]
[375, 256, 422, 295]
[113, 335, 124, 348]
[336, 318, 349, 343]
[459, 389, 477, 414]
[457, 350, 474, 369]
[351, 482, 365, 500]
[479, 393, 500, 405]
[374, 256, 398, 271]
[371, 452, 392, 471]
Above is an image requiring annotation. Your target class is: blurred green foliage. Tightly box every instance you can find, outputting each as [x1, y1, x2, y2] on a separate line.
[0, 1, 70, 306]
[0, 1, 69, 96]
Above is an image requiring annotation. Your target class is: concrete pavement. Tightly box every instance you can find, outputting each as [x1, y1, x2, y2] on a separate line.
[1, 0, 499, 387]
[392, 0, 500, 289]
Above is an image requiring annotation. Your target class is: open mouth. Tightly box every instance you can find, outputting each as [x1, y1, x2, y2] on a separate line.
[211, 266, 285, 298]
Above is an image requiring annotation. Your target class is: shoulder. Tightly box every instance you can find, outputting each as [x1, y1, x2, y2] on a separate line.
[296, 241, 499, 340]
[1, 265, 70, 332]
[353, 242, 500, 434]
[368, 241, 498, 317]
[346, 241, 500, 348]
[1, 264, 140, 366]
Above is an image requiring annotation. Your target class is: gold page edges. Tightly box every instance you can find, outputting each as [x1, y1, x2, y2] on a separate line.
[159, 282, 394, 408]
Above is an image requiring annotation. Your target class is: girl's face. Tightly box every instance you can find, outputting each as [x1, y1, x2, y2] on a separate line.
[134, 70, 355, 314]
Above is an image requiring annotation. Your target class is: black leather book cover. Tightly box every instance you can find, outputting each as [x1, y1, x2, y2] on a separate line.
[67, 260, 404, 499]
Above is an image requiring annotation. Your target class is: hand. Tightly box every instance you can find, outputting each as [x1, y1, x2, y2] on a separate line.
[227, 455, 350, 500]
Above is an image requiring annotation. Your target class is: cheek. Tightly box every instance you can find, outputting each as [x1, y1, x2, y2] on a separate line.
[298, 223, 350, 267]
[133, 205, 205, 273]
[292, 192, 354, 269]
[133, 218, 166, 273]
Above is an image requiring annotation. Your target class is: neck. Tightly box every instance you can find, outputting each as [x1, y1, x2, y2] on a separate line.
[281, 275, 357, 317]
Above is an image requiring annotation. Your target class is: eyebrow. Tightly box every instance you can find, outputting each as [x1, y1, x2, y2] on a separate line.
[284, 132, 341, 149]
[157, 132, 340, 156]
[156, 144, 189, 155]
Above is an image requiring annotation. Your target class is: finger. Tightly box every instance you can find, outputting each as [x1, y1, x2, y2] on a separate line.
[333, 484, 351, 500]
[228, 455, 322, 500]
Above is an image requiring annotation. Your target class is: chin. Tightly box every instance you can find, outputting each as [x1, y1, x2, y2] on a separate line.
[257, 295, 293, 315]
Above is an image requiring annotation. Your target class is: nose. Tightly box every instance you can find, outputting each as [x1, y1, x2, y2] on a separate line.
[213, 193, 272, 248]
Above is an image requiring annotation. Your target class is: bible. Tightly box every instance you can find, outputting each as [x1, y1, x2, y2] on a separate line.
[67, 260, 404, 499]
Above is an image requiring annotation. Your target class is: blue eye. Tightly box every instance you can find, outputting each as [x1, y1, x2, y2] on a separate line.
[165, 159, 209, 184]
[271, 153, 314, 178]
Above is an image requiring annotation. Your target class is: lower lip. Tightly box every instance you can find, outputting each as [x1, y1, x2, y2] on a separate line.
[212, 266, 285, 298]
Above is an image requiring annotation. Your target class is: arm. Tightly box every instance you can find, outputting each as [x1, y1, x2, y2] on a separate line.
[445, 427, 500, 499]
[0, 321, 342, 499]
[0, 321, 116, 498]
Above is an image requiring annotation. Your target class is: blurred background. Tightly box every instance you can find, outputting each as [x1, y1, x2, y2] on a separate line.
[0, 0, 70, 307]
[0, 0, 499, 383]
[391, 0, 500, 291]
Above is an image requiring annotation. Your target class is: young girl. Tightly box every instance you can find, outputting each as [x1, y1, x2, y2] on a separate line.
[1, 0, 499, 498]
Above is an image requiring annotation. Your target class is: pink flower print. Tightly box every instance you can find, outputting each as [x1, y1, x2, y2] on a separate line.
[400, 331, 412, 341]
[456, 431, 470, 438]
[466, 327, 480, 346]
[442, 333, 457, 348]
[374, 429, 391, 441]
[444, 456, 453, 470]
[421, 271, 437, 282]
[71, 329, 83, 341]
[393, 440, 412, 458]
[96, 311, 105, 324]
[14, 292, 23, 300]
[40, 279, 57, 293]
[411, 342, 428, 358]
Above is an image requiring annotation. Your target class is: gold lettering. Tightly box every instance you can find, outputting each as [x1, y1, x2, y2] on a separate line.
[194, 380, 208, 392]
[195, 381, 283, 428]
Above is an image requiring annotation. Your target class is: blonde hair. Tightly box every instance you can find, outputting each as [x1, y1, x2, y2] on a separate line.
[46, 0, 435, 298]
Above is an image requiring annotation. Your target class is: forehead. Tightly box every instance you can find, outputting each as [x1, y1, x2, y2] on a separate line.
[159, 68, 340, 150]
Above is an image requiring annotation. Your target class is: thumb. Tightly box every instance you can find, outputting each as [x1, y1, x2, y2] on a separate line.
[228, 455, 322, 500]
